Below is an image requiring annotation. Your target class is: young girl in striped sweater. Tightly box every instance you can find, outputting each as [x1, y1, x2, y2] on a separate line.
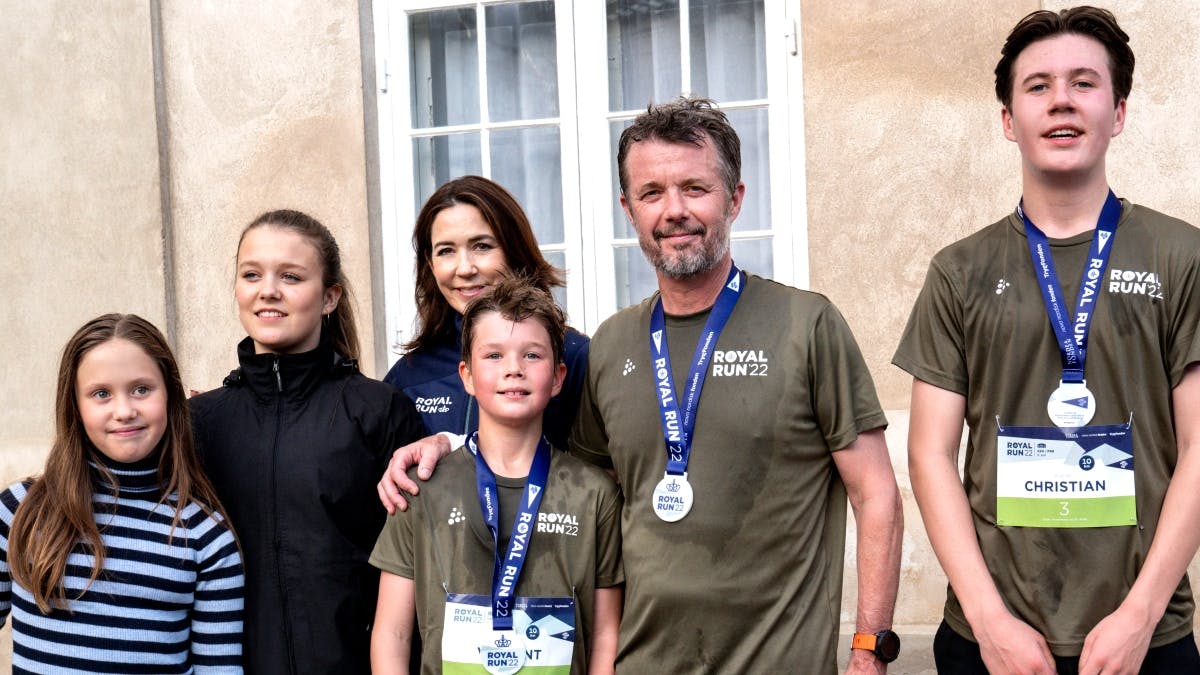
[0, 314, 244, 673]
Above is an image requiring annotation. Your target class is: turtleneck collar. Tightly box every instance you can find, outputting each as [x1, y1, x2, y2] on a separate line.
[90, 450, 162, 493]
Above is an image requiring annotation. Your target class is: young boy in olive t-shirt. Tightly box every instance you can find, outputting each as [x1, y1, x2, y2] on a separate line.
[370, 279, 623, 674]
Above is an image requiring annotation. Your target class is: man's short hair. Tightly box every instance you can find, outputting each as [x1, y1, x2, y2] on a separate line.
[461, 276, 567, 367]
[995, 6, 1134, 110]
[617, 96, 741, 199]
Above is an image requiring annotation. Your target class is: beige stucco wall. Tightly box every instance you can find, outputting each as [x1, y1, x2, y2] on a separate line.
[3, 0, 1200, 669]
[1, 3, 166, 484]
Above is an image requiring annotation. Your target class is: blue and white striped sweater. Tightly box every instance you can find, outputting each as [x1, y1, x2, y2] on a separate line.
[0, 461, 244, 674]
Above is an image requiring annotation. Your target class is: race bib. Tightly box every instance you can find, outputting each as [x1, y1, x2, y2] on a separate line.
[443, 593, 575, 674]
[996, 421, 1134, 528]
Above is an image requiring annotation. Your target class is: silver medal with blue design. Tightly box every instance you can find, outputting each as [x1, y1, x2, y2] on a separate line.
[1019, 191, 1121, 428]
[652, 472, 694, 522]
[648, 265, 743, 523]
[1047, 380, 1096, 428]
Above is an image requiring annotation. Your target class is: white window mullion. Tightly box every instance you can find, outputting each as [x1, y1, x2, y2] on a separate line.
[476, 2, 492, 176]
[553, 0, 587, 328]
[679, 0, 691, 95]
[772, 0, 808, 289]
[572, 0, 616, 331]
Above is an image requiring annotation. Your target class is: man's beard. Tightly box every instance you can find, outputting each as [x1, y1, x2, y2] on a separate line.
[642, 225, 730, 279]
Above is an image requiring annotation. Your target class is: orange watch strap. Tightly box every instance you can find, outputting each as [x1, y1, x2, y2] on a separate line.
[851, 632, 879, 651]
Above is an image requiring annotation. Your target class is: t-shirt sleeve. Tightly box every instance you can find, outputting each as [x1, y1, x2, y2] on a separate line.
[1168, 247, 1200, 385]
[592, 477, 623, 589]
[809, 301, 889, 452]
[892, 255, 968, 395]
[370, 477, 419, 579]
[568, 359, 614, 470]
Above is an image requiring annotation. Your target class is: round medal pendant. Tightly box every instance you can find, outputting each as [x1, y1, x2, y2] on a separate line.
[652, 472, 693, 522]
[1047, 381, 1095, 428]
[479, 631, 525, 674]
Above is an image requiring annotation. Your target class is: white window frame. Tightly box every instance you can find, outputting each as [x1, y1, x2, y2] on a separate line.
[373, 0, 808, 363]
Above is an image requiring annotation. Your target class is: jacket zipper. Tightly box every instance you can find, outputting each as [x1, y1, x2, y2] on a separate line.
[270, 356, 298, 673]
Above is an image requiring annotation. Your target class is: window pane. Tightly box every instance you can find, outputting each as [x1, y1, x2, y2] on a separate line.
[614, 245, 659, 309]
[486, 2, 559, 122]
[412, 133, 483, 209]
[689, 0, 766, 100]
[606, 0, 681, 112]
[410, 8, 478, 128]
[490, 126, 564, 244]
[543, 250, 569, 316]
[609, 119, 633, 238]
[727, 107, 770, 233]
[732, 237, 773, 279]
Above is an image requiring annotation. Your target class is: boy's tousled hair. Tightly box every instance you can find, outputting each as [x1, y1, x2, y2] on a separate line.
[460, 276, 566, 368]
[8, 314, 232, 613]
[617, 96, 742, 199]
[239, 209, 360, 364]
[995, 6, 1134, 110]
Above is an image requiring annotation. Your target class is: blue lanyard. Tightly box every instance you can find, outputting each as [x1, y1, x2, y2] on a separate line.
[1020, 190, 1122, 383]
[468, 431, 551, 631]
[649, 264, 743, 475]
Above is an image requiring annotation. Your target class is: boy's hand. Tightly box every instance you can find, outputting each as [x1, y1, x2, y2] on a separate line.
[377, 433, 453, 513]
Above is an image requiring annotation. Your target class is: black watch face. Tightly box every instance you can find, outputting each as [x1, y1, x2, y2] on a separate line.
[876, 631, 901, 662]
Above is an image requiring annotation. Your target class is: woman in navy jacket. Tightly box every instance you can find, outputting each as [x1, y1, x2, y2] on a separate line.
[383, 176, 588, 450]
[191, 210, 424, 674]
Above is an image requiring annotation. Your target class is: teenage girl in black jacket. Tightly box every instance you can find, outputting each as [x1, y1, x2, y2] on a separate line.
[191, 210, 424, 674]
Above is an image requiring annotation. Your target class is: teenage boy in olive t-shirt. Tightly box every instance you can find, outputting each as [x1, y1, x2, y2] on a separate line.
[895, 7, 1200, 674]
[370, 279, 623, 674]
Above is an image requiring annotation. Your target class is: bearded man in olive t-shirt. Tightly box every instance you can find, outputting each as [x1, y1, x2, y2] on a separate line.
[565, 97, 902, 674]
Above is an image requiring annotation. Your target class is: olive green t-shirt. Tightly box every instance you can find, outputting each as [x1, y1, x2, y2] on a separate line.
[894, 202, 1200, 655]
[370, 447, 624, 673]
[570, 273, 888, 674]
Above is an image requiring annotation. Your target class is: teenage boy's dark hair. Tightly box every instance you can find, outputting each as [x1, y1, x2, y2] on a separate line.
[994, 6, 1134, 110]
[461, 276, 567, 367]
[617, 96, 742, 199]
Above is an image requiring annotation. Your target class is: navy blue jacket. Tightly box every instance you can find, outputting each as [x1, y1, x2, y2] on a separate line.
[383, 322, 589, 449]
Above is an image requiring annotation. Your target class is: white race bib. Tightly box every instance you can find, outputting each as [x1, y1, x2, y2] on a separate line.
[443, 593, 575, 674]
[996, 421, 1134, 528]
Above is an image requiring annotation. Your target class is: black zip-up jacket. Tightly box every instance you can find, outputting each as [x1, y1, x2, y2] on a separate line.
[191, 337, 424, 674]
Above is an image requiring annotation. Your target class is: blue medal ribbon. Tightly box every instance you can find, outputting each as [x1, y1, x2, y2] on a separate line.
[468, 431, 551, 631]
[649, 264, 743, 475]
[1020, 191, 1121, 384]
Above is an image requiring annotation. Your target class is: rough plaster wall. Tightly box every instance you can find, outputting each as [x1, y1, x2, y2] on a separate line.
[802, 0, 1034, 410]
[0, 6, 163, 484]
[160, 0, 377, 390]
[0, 2, 164, 664]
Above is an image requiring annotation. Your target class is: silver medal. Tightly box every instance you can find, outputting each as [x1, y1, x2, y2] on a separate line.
[1047, 380, 1095, 428]
[652, 472, 693, 522]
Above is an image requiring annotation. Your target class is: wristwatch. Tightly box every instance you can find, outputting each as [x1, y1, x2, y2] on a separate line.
[851, 629, 901, 663]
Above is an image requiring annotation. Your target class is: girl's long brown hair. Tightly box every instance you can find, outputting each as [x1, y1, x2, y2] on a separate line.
[8, 314, 232, 613]
[407, 175, 564, 353]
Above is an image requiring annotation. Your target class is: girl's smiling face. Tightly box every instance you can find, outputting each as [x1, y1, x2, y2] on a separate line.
[76, 338, 168, 464]
[235, 225, 341, 355]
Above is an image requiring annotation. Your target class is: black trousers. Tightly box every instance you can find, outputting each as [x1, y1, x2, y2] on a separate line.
[933, 620, 1200, 674]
